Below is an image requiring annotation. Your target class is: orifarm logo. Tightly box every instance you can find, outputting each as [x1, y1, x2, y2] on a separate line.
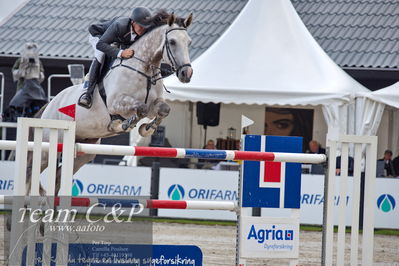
[72, 179, 84, 196]
[167, 184, 185, 200]
[377, 194, 396, 213]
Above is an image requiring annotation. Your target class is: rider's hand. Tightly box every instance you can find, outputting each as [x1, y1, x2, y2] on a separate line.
[121, 49, 134, 59]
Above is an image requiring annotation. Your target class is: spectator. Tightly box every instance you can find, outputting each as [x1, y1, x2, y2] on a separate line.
[336, 156, 354, 176]
[12, 43, 45, 90]
[307, 140, 326, 154]
[204, 139, 216, 150]
[378, 150, 395, 177]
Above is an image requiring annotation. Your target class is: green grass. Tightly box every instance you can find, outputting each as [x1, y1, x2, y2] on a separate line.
[300, 225, 323, 232]
[375, 229, 399, 236]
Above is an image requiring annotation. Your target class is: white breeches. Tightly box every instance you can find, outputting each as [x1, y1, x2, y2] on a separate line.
[89, 35, 105, 63]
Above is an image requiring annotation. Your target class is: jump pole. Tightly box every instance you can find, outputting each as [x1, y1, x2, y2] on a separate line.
[0, 140, 326, 163]
[0, 196, 238, 211]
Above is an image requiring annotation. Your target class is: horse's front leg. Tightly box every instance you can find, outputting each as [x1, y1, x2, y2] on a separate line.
[107, 96, 148, 133]
[139, 98, 170, 137]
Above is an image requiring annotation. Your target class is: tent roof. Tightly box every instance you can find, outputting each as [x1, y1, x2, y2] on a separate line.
[165, 0, 369, 106]
[366, 82, 399, 109]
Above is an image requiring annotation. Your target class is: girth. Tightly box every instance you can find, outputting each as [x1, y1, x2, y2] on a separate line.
[97, 81, 127, 121]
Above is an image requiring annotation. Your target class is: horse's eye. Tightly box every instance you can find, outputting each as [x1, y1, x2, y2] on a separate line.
[169, 39, 176, 46]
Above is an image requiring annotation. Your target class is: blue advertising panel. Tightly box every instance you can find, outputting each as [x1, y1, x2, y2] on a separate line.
[22, 244, 202, 266]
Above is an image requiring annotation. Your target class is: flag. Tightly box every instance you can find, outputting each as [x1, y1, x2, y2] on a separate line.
[242, 135, 302, 209]
[241, 115, 254, 129]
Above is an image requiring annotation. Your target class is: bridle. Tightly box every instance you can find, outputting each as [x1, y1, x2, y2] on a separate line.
[163, 27, 192, 74]
[108, 26, 191, 104]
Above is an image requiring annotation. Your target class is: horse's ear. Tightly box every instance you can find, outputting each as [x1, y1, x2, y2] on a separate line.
[184, 13, 193, 28]
[168, 13, 176, 26]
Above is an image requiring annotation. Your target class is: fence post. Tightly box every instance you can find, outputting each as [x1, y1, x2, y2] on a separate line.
[150, 162, 160, 216]
[322, 135, 377, 266]
[321, 146, 330, 266]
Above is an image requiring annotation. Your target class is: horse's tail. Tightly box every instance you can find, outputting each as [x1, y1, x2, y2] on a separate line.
[27, 102, 48, 141]
[33, 102, 48, 119]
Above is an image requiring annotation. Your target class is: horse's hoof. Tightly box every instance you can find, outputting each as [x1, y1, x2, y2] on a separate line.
[107, 120, 121, 132]
[139, 124, 155, 137]
[122, 123, 129, 131]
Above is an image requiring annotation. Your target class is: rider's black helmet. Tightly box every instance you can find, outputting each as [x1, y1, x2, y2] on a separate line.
[130, 7, 152, 28]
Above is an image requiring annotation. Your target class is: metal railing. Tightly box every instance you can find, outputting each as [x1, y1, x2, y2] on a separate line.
[47, 74, 70, 101]
[0, 72, 4, 117]
[0, 121, 17, 160]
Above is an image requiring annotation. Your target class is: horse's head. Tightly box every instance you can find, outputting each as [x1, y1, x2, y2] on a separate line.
[126, 11, 193, 83]
[162, 13, 193, 83]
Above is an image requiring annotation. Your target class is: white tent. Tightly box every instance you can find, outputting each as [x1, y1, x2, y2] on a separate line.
[165, 0, 370, 136]
[356, 82, 399, 136]
[366, 82, 399, 109]
[356, 82, 399, 155]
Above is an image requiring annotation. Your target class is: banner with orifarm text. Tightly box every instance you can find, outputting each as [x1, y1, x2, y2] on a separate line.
[0, 161, 151, 197]
[72, 164, 151, 197]
[264, 174, 399, 229]
[158, 168, 239, 220]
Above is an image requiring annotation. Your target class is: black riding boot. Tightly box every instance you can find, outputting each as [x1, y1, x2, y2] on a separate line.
[78, 59, 101, 109]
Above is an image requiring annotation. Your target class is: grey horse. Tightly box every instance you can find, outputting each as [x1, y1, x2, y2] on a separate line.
[27, 13, 193, 194]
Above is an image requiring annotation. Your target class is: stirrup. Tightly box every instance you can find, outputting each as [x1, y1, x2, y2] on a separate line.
[78, 93, 92, 109]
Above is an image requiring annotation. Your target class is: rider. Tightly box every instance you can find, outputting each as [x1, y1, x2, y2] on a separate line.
[78, 7, 153, 109]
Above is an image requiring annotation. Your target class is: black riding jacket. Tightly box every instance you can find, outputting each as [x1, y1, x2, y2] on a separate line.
[89, 17, 140, 58]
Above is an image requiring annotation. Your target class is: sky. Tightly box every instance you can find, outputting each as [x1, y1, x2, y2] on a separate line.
[0, 0, 27, 24]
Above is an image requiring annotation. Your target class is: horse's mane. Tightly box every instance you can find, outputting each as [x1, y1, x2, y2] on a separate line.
[147, 9, 186, 30]
[124, 10, 188, 68]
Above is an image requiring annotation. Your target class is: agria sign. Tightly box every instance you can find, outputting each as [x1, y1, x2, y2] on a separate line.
[247, 224, 295, 251]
